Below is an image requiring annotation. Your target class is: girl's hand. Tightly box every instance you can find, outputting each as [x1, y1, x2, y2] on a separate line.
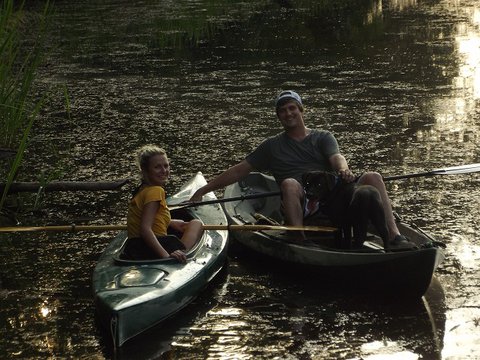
[169, 250, 187, 263]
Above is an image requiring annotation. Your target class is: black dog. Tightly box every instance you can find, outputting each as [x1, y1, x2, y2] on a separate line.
[302, 171, 390, 250]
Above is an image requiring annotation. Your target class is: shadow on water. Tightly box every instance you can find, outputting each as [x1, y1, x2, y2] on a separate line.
[221, 242, 447, 359]
[98, 247, 447, 360]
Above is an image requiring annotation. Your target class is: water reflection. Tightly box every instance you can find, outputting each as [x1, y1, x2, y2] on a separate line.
[418, 4, 480, 356]
[110, 262, 446, 359]
[424, 1, 480, 149]
[389, 0, 418, 11]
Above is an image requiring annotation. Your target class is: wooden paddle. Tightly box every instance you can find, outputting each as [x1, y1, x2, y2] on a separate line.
[383, 163, 480, 181]
[0, 179, 129, 194]
[0, 223, 336, 233]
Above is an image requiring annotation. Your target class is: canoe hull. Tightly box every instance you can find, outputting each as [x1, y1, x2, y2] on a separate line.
[92, 172, 229, 347]
[224, 172, 444, 298]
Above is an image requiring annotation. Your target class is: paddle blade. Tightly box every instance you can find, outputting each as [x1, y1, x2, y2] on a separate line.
[384, 162, 480, 181]
[432, 163, 480, 175]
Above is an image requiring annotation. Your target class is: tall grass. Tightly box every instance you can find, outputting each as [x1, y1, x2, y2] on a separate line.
[0, 0, 51, 212]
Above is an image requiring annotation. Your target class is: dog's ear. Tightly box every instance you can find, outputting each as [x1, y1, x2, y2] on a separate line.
[301, 172, 311, 186]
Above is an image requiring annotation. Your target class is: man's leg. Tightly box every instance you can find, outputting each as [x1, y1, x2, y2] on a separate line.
[280, 178, 304, 226]
[357, 171, 400, 241]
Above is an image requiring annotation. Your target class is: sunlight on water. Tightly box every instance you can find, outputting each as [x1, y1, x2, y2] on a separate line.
[40, 303, 51, 318]
[360, 340, 419, 359]
[431, 2, 480, 149]
[389, 0, 418, 11]
[434, 7, 480, 358]
[456, 34, 480, 99]
[208, 307, 244, 316]
[442, 308, 480, 359]
[454, 239, 480, 269]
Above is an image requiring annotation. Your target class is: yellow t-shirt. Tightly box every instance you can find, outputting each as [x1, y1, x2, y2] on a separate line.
[127, 185, 171, 238]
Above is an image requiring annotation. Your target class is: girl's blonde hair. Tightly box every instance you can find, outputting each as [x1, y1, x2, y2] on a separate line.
[136, 144, 167, 172]
[131, 145, 168, 197]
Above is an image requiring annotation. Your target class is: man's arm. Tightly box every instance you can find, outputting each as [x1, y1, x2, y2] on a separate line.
[328, 153, 355, 182]
[190, 160, 254, 201]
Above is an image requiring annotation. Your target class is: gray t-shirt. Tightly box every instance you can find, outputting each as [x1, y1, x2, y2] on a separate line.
[245, 129, 340, 183]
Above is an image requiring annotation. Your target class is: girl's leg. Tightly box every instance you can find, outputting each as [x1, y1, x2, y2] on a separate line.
[180, 219, 203, 250]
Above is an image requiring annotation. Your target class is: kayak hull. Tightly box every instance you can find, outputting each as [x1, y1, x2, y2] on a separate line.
[92, 172, 229, 347]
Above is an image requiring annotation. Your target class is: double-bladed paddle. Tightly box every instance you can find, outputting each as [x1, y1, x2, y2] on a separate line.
[170, 163, 480, 210]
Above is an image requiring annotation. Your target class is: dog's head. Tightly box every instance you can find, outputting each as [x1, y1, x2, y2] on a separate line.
[302, 171, 337, 200]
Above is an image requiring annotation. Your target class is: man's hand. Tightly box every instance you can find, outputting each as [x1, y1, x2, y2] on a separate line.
[189, 189, 204, 203]
[338, 169, 355, 183]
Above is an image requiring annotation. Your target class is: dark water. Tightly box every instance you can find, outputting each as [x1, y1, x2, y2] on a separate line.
[1, 0, 480, 358]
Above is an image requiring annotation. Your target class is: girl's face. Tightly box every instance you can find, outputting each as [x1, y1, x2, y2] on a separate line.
[144, 154, 170, 186]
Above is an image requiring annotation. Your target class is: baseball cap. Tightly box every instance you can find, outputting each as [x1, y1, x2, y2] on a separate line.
[275, 90, 303, 109]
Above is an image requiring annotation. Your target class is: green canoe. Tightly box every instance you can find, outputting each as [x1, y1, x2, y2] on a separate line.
[92, 172, 229, 347]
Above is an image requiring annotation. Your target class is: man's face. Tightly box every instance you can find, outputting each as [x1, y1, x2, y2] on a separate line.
[277, 100, 303, 129]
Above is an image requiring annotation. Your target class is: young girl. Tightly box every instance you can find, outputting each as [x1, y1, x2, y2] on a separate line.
[125, 145, 203, 262]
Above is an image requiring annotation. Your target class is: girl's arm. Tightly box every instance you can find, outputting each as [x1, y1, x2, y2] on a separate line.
[139, 201, 170, 258]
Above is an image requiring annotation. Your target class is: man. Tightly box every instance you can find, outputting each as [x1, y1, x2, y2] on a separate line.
[190, 90, 408, 245]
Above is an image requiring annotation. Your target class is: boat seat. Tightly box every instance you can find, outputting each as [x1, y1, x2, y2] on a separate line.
[114, 253, 178, 265]
[253, 213, 281, 225]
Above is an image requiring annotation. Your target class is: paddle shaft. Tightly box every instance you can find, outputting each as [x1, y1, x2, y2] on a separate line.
[203, 224, 336, 232]
[0, 223, 336, 233]
[168, 191, 281, 210]
[0, 225, 127, 233]
[384, 172, 435, 181]
[173, 163, 480, 210]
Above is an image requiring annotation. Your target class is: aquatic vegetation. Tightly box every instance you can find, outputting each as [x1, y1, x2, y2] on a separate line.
[0, 0, 51, 211]
[149, 0, 383, 52]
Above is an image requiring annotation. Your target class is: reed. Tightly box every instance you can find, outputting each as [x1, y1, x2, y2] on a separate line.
[0, 0, 51, 212]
